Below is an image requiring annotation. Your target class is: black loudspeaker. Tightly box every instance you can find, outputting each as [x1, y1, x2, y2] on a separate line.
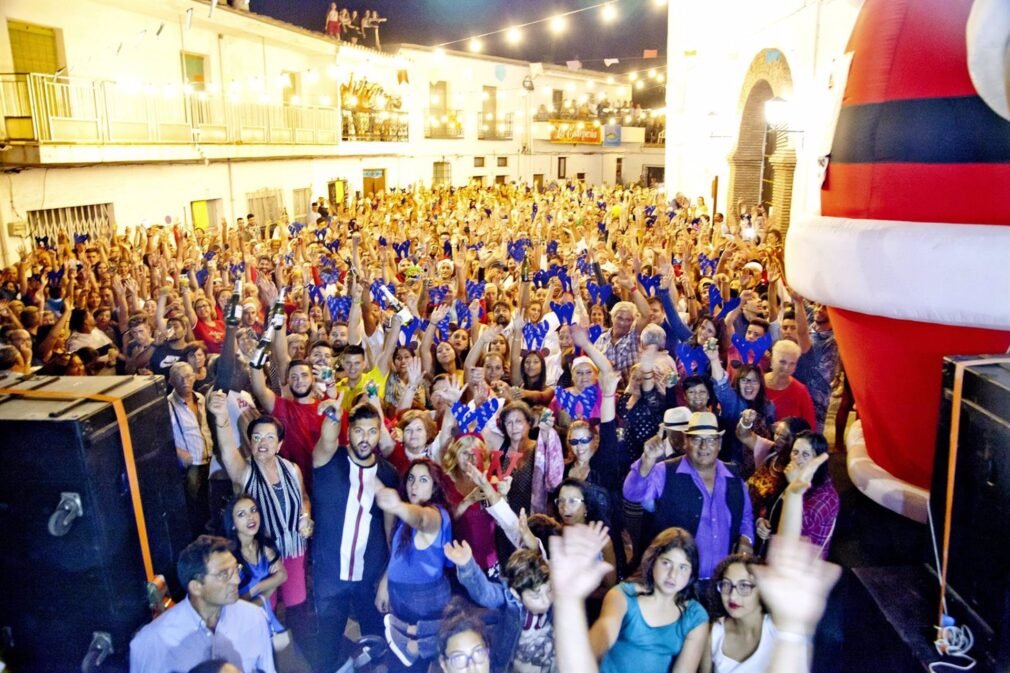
[0, 374, 191, 673]
[930, 355, 1010, 672]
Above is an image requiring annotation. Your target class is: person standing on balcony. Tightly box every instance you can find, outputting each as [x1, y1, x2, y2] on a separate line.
[325, 3, 340, 39]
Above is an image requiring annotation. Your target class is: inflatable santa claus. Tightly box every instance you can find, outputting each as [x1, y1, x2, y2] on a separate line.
[786, 0, 1010, 519]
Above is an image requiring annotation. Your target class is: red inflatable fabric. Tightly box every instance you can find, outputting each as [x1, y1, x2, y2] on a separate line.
[829, 307, 1010, 489]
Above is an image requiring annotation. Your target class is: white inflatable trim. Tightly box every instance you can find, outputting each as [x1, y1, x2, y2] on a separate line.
[786, 215, 1010, 331]
[845, 420, 930, 524]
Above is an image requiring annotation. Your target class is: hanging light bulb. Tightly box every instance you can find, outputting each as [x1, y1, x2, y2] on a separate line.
[468, 37, 482, 53]
[505, 27, 522, 45]
[600, 4, 617, 23]
[549, 15, 566, 34]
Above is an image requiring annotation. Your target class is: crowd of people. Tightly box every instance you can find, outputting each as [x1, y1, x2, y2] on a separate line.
[0, 181, 848, 673]
[325, 3, 387, 49]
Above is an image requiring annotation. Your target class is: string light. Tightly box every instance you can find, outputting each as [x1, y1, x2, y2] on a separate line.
[549, 15, 567, 34]
[468, 37, 483, 52]
[505, 27, 522, 45]
[601, 4, 617, 22]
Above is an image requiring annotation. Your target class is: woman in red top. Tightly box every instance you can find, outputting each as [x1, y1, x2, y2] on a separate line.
[181, 284, 225, 354]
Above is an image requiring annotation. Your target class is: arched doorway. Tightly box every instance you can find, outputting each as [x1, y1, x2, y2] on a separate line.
[727, 49, 797, 233]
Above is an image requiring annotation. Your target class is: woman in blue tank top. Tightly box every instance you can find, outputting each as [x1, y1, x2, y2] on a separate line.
[376, 458, 454, 672]
[591, 527, 710, 673]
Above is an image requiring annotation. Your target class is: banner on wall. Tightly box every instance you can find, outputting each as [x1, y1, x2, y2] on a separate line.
[602, 125, 621, 147]
[549, 121, 603, 145]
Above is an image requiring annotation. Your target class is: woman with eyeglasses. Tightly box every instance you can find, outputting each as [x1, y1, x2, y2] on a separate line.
[553, 478, 618, 597]
[706, 344, 776, 477]
[437, 600, 492, 673]
[208, 390, 312, 612]
[756, 431, 839, 558]
[700, 553, 774, 673]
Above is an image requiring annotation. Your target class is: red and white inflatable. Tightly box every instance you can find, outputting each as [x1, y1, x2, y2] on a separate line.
[787, 0, 1010, 519]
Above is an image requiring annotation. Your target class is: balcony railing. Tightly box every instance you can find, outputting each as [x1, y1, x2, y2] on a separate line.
[341, 109, 408, 142]
[477, 112, 513, 140]
[0, 73, 340, 145]
[425, 109, 464, 139]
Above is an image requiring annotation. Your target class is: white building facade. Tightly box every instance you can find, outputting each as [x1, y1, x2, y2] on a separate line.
[663, 0, 863, 231]
[0, 0, 665, 265]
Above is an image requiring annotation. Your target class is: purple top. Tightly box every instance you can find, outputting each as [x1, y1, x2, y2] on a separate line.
[624, 457, 755, 579]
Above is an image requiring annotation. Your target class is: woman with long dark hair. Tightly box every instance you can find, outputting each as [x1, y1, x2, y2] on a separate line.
[701, 553, 775, 673]
[376, 458, 454, 671]
[591, 528, 709, 673]
[221, 493, 288, 637]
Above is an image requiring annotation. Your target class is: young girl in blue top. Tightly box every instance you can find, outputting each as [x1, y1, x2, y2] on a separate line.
[376, 458, 454, 672]
[591, 527, 709, 673]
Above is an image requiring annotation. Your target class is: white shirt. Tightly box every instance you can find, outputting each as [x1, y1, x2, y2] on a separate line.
[129, 596, 275, 673]
[710, 614, 778, 673]
[167, 392, 213, 466]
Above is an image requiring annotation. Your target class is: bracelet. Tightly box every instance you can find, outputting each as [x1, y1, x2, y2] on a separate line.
[739, 422, 753, 430]
[215, 422, 229, 428]
[775, 631, 813, 644]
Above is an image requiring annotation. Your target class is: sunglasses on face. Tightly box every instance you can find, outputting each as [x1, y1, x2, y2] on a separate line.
[569, 437, 593, 446]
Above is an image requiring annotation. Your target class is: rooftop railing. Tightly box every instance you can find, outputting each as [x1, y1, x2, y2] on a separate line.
[0, 73, 340, 145]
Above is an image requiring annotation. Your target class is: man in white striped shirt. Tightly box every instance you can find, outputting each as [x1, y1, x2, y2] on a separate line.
[311, 399, 398, 672]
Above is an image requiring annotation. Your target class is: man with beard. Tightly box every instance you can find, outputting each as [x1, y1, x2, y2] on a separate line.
[311, 400, 397, 672]
[251, 359, 322, 490]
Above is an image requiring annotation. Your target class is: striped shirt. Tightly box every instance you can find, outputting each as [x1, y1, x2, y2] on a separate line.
[311, 448, 398, 596]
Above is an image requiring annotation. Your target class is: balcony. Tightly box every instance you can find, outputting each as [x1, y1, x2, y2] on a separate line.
[425, 109, 464, 139]
[477, 112, 513, 141]
[0, 73, 340, 152]
[341, 109, 408, 142]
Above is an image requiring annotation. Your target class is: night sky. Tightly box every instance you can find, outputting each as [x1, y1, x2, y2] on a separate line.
[253, 0, 668, 105]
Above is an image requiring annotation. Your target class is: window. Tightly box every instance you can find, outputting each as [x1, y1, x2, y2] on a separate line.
[182, 52, 207, 91]
[246, 189, 283, 236]
[497, 156, 508, 167]
[495, 175, 507, 185]
[429, 81, 448, 114]
[482, 86, 497, 120]
[28, 203, 114, 244]
[293, 187, 312, 223]
[281, 71, 300, 105]
[616, 157, 623, 183]
[474, 157, 485, 168]
[552, 89, 564, 115]
[557, 157, 567, 179]
[8, 21, 60, 74]
[433, 161, 451, 185]
[576, 172, 586, 181]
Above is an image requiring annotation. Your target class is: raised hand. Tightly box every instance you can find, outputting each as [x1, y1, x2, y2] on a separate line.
[208, 389, 228, 418]
[752, 535, 842, 637]
[374, 486, 402, 513]
[443, 540, 474, 567]
[549, 524, 615, 601]
[785, 452, 829, 496]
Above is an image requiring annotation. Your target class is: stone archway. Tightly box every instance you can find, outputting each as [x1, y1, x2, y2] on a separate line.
[726, 48, 797, 232]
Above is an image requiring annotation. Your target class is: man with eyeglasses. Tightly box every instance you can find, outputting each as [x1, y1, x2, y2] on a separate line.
[129, 535, 275, 673]
[623, 411, 754, 583]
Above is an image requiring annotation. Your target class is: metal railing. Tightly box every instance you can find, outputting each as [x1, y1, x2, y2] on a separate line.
[425, 108, 464, 139]
[0, 72, 340, 145]
[341, 109, 409, 142]
[477, 112, 513, 140]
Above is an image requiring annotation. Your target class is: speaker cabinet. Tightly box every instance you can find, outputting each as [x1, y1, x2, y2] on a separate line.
[0, 375, 190, 673]
[930, 356, 1010, 672]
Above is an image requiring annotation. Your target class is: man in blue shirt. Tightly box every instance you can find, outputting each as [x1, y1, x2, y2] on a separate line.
[129, 536, 274, 673]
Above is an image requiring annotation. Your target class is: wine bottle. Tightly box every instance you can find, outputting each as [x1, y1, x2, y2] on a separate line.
[225, 279, 243, 326]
